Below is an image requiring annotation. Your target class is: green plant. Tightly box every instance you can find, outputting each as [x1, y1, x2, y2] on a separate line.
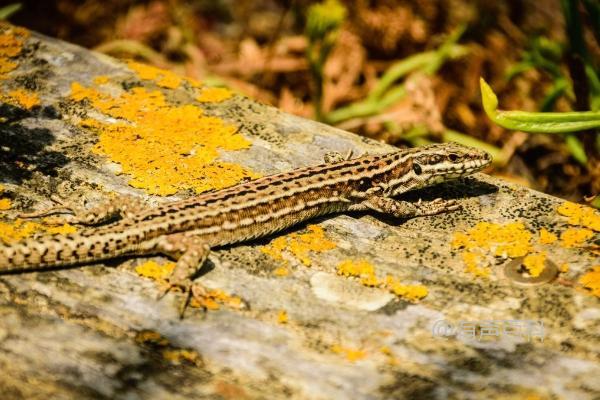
[0, 3, 21, 20]
[323, 26, 468, 124]
[480, 78, 600, 164]
[305, 0, 347, 121]
[483, 0, 600, 207]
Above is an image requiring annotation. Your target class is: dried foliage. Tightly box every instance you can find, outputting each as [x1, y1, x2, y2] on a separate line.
[9, 0, 600, 202]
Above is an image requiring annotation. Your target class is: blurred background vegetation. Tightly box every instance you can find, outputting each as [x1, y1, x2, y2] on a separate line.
[2, 0, 599, 206]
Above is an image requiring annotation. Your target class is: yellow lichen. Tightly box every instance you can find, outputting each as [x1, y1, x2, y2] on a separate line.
[42, 223, 77, 235]
[6, 89, 40, 109]
[189, 288, 244, 311]
[331, 344, 367, 362]
[560, 228, 594, 248]
[185, 76, 204, 88]
[337, 259, 428, 302]
[384, 275, 428, 302]
[135, 330, 169, 346]
[522, 252, 547, 278]
[0, 218, 76, 244]
[93, 75, 110, 85]
[559, 263, 569, 273]
[337, 259, 379, 286]
[0, 24, 28, 79]
[452, 222, 533, 258]
[162, 349, 201, 365]
[0, 183, 4, 208]
[70, 82, 258, 195]
[0, 198, 10, 210]
[557, 201, 600, 231]
[196, 87, 233, 103]
[538, 228, 557, 244]
[273, 266, 289, 277]
[127, 60, 183, 89]
[261, 225, 336, 266]
[461, 251, 491, 278]
[453, 222, 536, 278]
[277, 310, 288, 324]
[579, 266, 600, 297]
[135, 260, 175, 280]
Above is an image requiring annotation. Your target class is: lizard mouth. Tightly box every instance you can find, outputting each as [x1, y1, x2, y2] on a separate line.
[439, 158, 490, 177]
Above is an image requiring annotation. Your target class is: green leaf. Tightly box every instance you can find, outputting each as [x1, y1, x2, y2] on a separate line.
[564, 134, 588, 164]
[0, 3, 21, 19]
[480, 78, 600, 133]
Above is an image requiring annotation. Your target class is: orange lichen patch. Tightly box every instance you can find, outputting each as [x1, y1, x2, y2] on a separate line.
[452, 222, 532, 257]
[42, 222, 77, 235]
[260, 225, 336, 266]
[557, 201, 600, 231]
[70, 82, 258, 195]
[135, 260, 175, 280]
[273, 266, 289, 277]
[522, 252, 547, 278]
[337, 259, 428, 302]
[0, 24, 28, 78]
[190, 288, 244, 311]
[453, 222, 535, 278]
[460, 251, 491, 278]
[277, 310, 288, 324]
[93, 75, 110, 85]
[337, 259, 379, 286]
[185, 76, 204, 88]
[538, 228, 557, 245]
[196, 87, 233, 103]
[383, 276, 428, 302]
[127, 60, 182, 89]
[331, 344, 367, 362]
[579, 266, 600, 297]
[559, 228, 594, 248]
[0, 198, 10, 210]
[0, 58, 16, 75]
[559, 263, 569, 273]
[0, 218, 76, 244]
[0, 219, 38, 243]
[6, 89, 40, 109]
[162, 349, 201, 365]
[135, 330, 170, 346]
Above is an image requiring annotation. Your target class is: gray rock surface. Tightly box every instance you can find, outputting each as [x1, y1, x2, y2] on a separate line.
[0, 23, 598, 399]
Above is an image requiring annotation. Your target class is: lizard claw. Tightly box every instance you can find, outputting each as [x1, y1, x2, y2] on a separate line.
[156, 278, 194, 319]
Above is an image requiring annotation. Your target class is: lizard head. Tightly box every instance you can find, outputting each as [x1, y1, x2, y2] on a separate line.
[385, 143, 492, 196]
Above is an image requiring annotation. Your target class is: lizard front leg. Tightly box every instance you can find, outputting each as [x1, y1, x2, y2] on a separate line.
[19, 195, 146, 226]
[323, 149, 354, 164]
[351, 196, 460, 218]
[155, 233, 211, 318]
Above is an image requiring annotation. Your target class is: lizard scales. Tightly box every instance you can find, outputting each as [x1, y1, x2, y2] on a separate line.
[0, 143, 491, 296]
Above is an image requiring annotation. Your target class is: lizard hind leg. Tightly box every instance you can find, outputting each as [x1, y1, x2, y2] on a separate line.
[155, 233, 211, 318]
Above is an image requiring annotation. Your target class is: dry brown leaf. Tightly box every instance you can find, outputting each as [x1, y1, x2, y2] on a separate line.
[115, 1, 170, 42]
[323, 29, 366, 112]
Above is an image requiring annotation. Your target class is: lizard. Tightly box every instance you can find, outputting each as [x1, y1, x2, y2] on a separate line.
[0, 142, 491, 315]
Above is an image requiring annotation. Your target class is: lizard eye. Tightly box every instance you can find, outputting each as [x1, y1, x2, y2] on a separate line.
[448, 153, 459, 162]
[413, 163, 422, 175]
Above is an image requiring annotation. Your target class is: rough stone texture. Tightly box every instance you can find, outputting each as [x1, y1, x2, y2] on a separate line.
[0, 25, 599, 400]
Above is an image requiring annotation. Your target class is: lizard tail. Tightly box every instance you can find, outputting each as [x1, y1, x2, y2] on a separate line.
[0, 232, 129, 272]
